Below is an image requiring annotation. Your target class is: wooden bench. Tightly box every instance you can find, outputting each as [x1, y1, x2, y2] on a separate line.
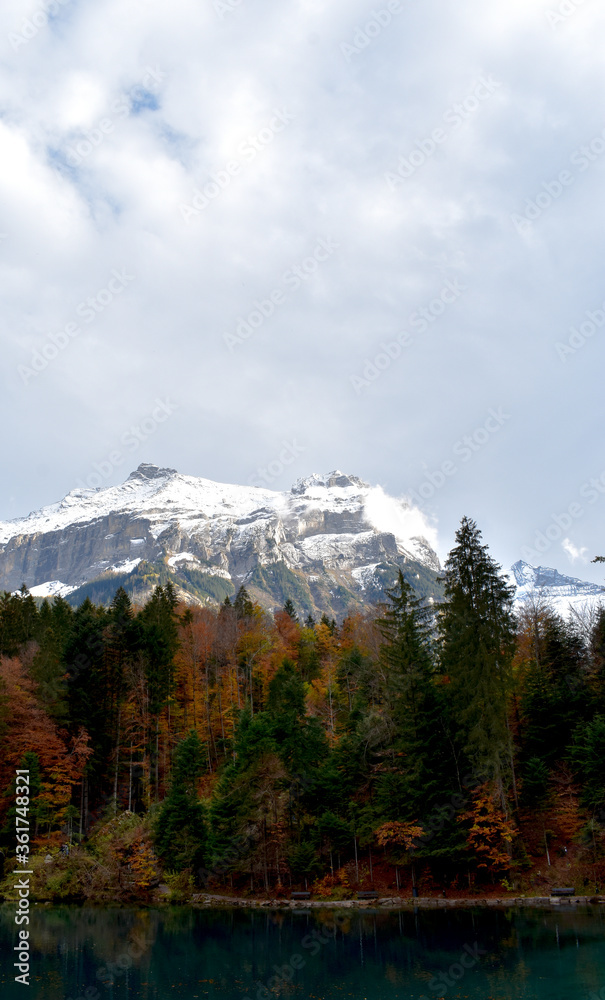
[357, 891, 379, 899]
[291, 891, 311, 900]
[551, 887, 575, 896]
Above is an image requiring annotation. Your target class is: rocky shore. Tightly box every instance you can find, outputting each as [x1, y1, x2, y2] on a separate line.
[189, 892, 605, 909]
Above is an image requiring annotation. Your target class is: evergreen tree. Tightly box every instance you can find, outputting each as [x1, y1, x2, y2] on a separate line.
[50, 595, 75, 646]
[374, 572, 460, 854]
[283, 599, 298, 622]
[571, 715, 605, 811]
[519, 610, 589, 772]
[439, 517, 516, 798]
[320, 614, 337, 635]
[234, 586, 255, 619]
[155, 730, 208, 874]
[138, 584, 180, 714]
[30, 625, 69, 723]
[0, 588, 39, 656]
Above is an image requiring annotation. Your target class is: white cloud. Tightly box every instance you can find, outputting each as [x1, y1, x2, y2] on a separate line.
[562, 538, 588, 563]
[364, 486, 439, 554]
[1, 0, 605, 589]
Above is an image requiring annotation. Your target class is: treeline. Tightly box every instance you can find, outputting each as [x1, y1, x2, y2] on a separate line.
[1, 516, 605, 897]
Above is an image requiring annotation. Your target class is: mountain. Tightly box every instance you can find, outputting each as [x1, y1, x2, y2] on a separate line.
[512, 559, 605, 619]
[0, 464, 442, 616]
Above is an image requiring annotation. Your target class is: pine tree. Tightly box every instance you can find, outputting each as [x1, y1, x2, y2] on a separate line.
[283, 599, 298, 622]
[439, 517, 516, 800]
[64, 599, 109, 790]
[320, 614, 337, 635]
[518, 609, 589, 772]
[234, 586, 255, 619]
[375, 572, 459, 843]
[154, 730, 208, 874]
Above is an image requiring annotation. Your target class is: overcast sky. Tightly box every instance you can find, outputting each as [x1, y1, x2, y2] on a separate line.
[1, 0, 604, 580]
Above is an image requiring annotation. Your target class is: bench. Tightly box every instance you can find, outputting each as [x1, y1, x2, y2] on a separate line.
[357, 891, 379, 899]
[551, 888, 575, 896]
[291, 891, 311, 900]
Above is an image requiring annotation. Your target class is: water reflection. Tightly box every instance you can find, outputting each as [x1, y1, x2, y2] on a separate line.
[1, 904, 604, 1000]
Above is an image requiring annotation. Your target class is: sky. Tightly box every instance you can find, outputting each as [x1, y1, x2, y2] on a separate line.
[1, 0, 604, 581]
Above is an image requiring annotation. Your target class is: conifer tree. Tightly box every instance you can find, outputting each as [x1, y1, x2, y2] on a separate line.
[234, 586, 255, 619]
[439, 517, 516, 800]
[375, 572, 459, 844]
[155, 729, 208, 874]
[283, 599, 298, 622]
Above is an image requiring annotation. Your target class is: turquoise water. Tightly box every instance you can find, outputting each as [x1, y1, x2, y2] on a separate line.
[1, 904, 604, 999]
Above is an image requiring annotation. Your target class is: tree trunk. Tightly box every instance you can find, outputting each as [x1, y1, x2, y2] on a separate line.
[155, 719, 159, 803]
[113, 706, 121, 815]
[263, 818, 269, 893]
[128, 743, 133, 813]
[79, 777, 84, 838]
[83, 773, 89, 835]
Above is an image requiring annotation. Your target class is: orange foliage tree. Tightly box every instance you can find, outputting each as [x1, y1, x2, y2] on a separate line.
[459, 783, 515, 874]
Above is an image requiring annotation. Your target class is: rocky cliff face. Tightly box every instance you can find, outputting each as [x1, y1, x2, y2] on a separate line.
[0, 465, 442, 616]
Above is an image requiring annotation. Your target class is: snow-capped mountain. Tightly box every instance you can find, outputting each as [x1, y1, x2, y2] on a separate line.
[512, 560, 605, 619]
[0, 464, 441, 615]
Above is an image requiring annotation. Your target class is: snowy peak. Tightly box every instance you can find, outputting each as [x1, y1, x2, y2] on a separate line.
[512, 559, 605, 617]
[0, 466, 442, 615]
[291, 471, 370, 494]
[127, 463, 178, 482]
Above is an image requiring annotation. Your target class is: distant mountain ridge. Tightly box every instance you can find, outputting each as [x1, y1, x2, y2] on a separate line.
[0, 464, 442, 616]
[512, 559, 605, 618]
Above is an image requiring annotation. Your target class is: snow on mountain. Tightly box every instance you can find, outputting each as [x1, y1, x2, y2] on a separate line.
[0, 465, 441, 614]
[512, 560, 605, 619]
[0, 464, 282, 545]
[28, 581, 77, 598]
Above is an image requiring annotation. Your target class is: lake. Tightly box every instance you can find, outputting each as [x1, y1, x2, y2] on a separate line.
[1, 904, 604, 999]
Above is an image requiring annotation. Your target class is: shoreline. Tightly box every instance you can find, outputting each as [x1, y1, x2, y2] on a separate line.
[188, 892, 605, 910]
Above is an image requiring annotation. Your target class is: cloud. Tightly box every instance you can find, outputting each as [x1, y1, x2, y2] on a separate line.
[363, 486, 439, 554]
[2, 0, 605, 588]
[562, 538, 589, 564]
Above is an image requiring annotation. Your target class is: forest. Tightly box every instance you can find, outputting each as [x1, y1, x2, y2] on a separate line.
[1, 516, 605, 903]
